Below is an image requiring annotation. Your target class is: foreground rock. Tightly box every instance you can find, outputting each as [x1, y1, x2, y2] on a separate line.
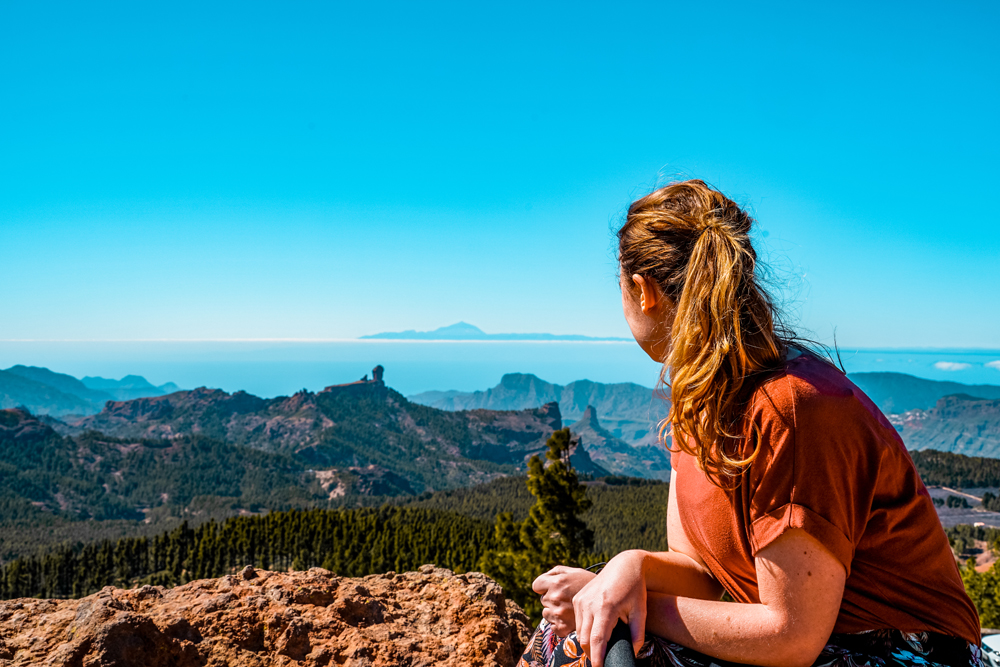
[0, 565, 531, 667]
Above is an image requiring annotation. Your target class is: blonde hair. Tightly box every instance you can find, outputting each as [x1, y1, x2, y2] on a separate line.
[618, 179, 792, 483]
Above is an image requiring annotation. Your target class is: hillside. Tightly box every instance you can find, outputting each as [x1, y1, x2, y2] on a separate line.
[0, 365, 180, 416]
[4, 406, 999, 578]
[0, 475, 670, 599]
[910, 449, 1000, 488]
[404, 475, 669, 555]
[0, 384, 603, 558]
[0, 369, 95, 416]
[850, 372, 1000, 414]
[892, 394, 1000, 456]
[1, 389, 562, 511]
[68, 381, 571, 479]
[0, 506, 497, 600]
[0, 407, 353, 560]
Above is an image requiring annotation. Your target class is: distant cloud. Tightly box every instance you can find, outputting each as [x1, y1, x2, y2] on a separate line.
[934, 361, 972, 371]
[987, 361, 1000, 371]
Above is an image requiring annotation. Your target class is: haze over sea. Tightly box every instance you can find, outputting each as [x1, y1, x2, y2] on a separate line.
[1, 341, 998, 399]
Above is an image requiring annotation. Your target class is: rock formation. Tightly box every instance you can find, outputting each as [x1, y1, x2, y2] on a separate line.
[0, 565, 531, 667]
[570, 406, 671, 481]
[322, 365, 387, 395]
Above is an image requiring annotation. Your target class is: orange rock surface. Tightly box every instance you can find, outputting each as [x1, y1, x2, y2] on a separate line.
[0, 565, 531, 666]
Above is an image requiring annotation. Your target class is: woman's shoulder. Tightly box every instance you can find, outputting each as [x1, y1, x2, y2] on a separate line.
[744, 352, 907, 491]
[751, 352, 896, 435]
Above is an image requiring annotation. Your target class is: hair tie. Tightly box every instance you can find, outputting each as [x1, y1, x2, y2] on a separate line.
[697, 222, 725, 240]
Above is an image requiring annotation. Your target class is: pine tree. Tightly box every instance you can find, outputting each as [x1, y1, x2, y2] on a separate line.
[479, 428, 594, 622]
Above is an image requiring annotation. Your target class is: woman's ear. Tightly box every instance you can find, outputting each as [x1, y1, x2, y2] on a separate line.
[632, 274, 660, 314]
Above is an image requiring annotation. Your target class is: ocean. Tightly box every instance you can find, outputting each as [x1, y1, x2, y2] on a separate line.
[0, 341, 998, 398]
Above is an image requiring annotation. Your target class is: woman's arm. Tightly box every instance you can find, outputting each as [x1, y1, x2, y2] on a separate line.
[534, 470, 722, 637]
[652, 468, 726, 600]
[575, 528, 846, 667]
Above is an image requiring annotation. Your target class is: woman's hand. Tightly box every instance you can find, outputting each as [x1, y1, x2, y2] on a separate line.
[531, 565, 596, 637]
[572, 550, 648, 667]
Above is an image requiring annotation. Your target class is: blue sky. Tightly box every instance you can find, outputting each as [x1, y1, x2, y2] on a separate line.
[2, 1, 998, 348]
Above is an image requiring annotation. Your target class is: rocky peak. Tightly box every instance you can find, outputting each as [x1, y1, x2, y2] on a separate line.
[570, 405, 612, 442]
[535, 401, 563, 430]
[576, 405, 600, 429]
[564, 433, 610, 478]
[101, 395, 176, 422]
[0, 566, 530, 666]
[569, 405, 671, 481]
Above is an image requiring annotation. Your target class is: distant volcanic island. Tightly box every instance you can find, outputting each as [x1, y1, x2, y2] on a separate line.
[360, 321, 630, 342]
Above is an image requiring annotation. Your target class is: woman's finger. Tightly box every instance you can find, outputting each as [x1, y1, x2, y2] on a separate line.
[550, 619, 569, 638]
[575, 604, 593, 659]
[532, 569, 552, 595]
[547, 605, 571, 627]
[629, 609, 646, 655]
[587, 617, 611, 667]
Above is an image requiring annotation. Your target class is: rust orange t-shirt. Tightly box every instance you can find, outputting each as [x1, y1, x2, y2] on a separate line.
[671, 353, 980, 644]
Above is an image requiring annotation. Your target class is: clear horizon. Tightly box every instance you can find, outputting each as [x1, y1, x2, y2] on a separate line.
[2, 338, 1000, 351]
[2, 2, 997, 349]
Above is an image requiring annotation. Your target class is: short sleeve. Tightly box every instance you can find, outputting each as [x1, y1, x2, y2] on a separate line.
[744, 377, 883, 577]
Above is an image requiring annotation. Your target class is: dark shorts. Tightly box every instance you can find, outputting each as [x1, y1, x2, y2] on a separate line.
[518, 619, 984, 667]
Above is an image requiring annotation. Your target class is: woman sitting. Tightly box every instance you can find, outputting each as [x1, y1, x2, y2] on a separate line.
[519, 179, 981, 667]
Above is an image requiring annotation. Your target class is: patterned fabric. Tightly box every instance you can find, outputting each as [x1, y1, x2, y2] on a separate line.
[518, 619, 984, 667]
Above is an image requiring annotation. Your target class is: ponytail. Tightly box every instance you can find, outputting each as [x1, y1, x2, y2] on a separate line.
[618, 180, 789, 483]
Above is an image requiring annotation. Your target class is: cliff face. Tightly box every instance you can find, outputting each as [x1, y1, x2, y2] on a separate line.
[0, 566, 530, 667]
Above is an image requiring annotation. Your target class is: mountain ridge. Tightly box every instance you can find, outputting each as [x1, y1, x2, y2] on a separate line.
[0, 369, 96, 416]
[849, 372, 1000, 414]
[410, 372, 667, 446]
[67, 382, 566, 481]
[412, 371, 1000, 455]
[361, 321, 630, 342]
